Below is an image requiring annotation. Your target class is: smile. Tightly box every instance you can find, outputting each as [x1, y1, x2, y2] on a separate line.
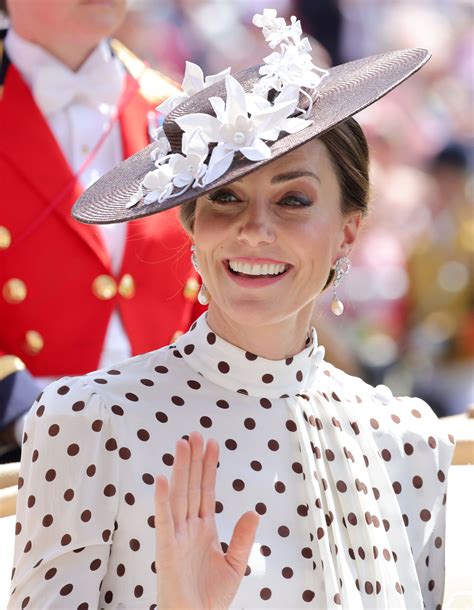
[228, 260, 288, 277]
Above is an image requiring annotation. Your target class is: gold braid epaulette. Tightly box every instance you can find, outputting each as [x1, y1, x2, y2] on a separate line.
[110, 38, 179, 105]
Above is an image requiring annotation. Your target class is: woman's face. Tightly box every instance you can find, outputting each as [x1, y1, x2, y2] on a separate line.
[193, 139, 361, 334]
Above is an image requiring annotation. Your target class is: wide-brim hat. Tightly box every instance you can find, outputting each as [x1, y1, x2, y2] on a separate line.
[73, 46, 429, 225]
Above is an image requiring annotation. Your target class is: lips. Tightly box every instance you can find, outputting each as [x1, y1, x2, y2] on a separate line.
[226, 259, 290, 279]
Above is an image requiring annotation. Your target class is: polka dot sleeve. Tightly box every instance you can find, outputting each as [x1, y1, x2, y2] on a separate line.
[8, 378, 120, 610]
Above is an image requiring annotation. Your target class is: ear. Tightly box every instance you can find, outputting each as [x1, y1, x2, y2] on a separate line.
[334, 212, 362, 262]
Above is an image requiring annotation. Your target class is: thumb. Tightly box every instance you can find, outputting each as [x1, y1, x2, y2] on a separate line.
[225, 511, 259, 576]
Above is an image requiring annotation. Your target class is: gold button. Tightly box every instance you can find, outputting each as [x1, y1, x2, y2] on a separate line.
[24, 330, 44, 355]
[183, 277, 199, 301]
[171, 330, 183, 343]
[92, 275, 117, 300]
[0, 226, 11, 249]
[3, 278, 27, 304]
[118, 273, 135, 299]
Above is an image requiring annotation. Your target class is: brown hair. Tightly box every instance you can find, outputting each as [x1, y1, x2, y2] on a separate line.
[179, 116, 370, 234]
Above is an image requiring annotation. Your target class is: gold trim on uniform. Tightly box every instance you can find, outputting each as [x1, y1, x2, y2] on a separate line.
[3, 278, 27, 304]
[118, 273, 135, 299]
[0, 226, 11, 249]
[183, 277, 200, 301]
[24, 330, 44, 355]
[0, 355, 26, 381]
[92, 274, 117, 300]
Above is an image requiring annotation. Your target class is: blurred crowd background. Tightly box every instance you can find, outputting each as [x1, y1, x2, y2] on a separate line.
[117, 0, 473, 417]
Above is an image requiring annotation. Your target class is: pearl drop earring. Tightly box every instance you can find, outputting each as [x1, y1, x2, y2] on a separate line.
[191, 246, 210, 306]
[330, 257, 351, 316]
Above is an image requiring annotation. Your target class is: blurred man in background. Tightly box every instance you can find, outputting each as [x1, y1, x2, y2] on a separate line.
[0, 0, 204, 461]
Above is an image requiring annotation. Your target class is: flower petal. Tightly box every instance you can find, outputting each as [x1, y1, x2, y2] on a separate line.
[224, 75, 248, 124]
[204, 145, 235, 184]
[181, 61, 205, 95]
[240, 139, 272, 161]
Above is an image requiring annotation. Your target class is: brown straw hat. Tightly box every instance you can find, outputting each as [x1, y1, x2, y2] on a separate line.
[72, 17, 429, 225]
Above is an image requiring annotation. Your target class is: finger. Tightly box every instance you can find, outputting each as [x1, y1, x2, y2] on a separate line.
[226, 511, 260, 576]
[187, 432, 204, 518]
[199, 438, 219, 518]
[169, 438, 190, 527]
[154, 475, 175, 560]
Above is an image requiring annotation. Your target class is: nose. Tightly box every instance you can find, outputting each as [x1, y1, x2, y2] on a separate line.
[237, 200, 275, 247]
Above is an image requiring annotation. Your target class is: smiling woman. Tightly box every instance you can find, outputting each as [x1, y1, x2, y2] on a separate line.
[8, 9, 454, 610]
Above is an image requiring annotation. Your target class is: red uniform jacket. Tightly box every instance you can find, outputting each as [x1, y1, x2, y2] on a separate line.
[0, 38, 205, 378]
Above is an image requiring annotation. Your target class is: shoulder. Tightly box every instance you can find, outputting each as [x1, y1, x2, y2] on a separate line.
[316, 361, 455, 467]
[110, 38, 179, 105]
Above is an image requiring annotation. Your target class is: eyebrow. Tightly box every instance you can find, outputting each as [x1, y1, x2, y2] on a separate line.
[270, 170, 321, 184]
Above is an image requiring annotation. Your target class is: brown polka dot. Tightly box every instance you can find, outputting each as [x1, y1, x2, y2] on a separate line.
[285, 419, 297, 432]
[370, 418, 379, 429]
[89, 558, 101, 571]
[67, 443, 80, 456]
[282, 567, 293, 578]
[21, 597, 30, 609]
[216, 399, 229, 409]
[187, 379, 201, 390]
[412, 408, 422, 418]
[134, 585, 144, 598]
[278, 525, 290, 537]
[256, 502, 267, 515]
[297, 504, 309, 517]
[57, 385, 70, 395]
[81, 510, 92, 523]
[391, 414, 401, 423]
[111, 404, 124, 416]
[215, 501, 224, 514]
[63, 488, 74, 501]
[292, 461, 303, 474]
[233, 479, 245, 491]
[102, 529, 111, 542]
[36, 404, 45, 417]
[268, 439, 279, 451]
[317, 527, 325, 539]
[351, 421, 360, 435]
[435, 536, 443, 549]
[244, 417, 256, 430]
[104, 591, 113, 603]
[225, 438, 237, 451]
[91, 419, 103, 432]
[438, 469, 446, 483]
[48, 424, 60, 436]
[45, 469, 56, 482]
[61, 534, 71, 546]
[413, 475, 423, 489]
[171, 396, 185, 406]
[119, 447, 131, 460]
[27, 495, 36, 508]
[420, 509, 431, 522]
[274, 481, 286, 493]
[116, 563, 125, 576]
[42, 514, 53, 527]
[336, 480, 347, 493]
[206, 332, 216, 344]
[125, 392, 139, 402]
[162, 453, 174, 466]
[142, 473, 154, 485]
[44, 567, 57, 580]
[365, 581, 374, 594]
[218, 361, 230, 373]
[260, 588, 272, 600]
[129, 538, 140, 551]
[262, 373, 274, 384]
[200, 416, 213, 428]
[348, 512, 358, 526]
[104, 484, 116, 497]
[392, 481, 402, 494]
[260, 398, 272, 409]
[334, 593, 341, 605]
[404, 442, 414, 455]
[260, 545, 271, 556]
[381, 449, 391, 461]
[302, 590, 315, 602]
[250, 460, 262, 471]
[125, 493, 135, 505]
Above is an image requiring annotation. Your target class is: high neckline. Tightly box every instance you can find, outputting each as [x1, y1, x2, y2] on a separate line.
[174, 313, 325, 398]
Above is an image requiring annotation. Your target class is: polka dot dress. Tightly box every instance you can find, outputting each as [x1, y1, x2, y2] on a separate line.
[9, 314, 454, 609]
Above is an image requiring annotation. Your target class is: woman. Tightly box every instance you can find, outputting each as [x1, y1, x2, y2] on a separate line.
[9, 10, 453, 610]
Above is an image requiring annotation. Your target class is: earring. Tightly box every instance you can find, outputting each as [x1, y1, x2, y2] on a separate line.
[191, 246, 210, 305]
[331, 257, 351, 316]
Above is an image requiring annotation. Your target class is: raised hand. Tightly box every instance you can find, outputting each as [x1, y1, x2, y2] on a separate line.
[155, 432, 259, 610]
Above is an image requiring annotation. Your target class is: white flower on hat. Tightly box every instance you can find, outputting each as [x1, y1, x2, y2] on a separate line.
[141, 164, 175, 204]
[252, 9, 291, 49]
[158, 62, 230, 116]
[151, 126, 171, 161]
[168, 129, 209, 188]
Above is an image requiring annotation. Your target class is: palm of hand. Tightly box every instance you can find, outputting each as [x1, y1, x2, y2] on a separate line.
[155, 433, 259, 610]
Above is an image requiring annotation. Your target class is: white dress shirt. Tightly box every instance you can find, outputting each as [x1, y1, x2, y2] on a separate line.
[5, 29, 133, 386]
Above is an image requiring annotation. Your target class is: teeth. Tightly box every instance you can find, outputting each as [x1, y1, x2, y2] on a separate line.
[228, 260, 287, 276]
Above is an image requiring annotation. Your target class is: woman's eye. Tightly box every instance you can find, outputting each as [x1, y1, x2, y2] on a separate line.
[208, 189, 239, 204]
[280, 194, 313, 207]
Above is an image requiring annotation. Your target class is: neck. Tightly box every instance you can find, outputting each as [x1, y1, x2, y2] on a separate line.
[12, 26, 99, 71]
[206, 304, 314, 360]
